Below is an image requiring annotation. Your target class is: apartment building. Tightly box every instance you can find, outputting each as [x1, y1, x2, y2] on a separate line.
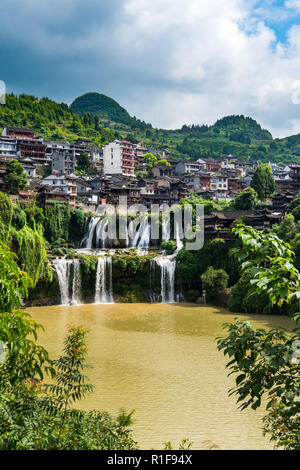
[103, 140, 135, 176]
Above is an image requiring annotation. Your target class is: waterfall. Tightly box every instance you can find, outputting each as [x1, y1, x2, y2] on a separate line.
[82, 217, 99, 249]
[95, 218, 109, 249]
[71, 259, 82, 305]
[156, 257, 176, 303]
[53, 259, 82, 306]
[128, 216, 151, 253]
[82, 217, 111, 249]
[150, 218, 183, 304]
[95, 257, 114, 304]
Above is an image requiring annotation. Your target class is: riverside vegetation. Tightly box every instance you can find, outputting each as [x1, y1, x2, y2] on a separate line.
[0, 185, 300, 448]
[1, 188, 300, 311]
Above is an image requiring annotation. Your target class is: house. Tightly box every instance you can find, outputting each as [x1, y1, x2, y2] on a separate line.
[2, 127, 47, 164]
[151, 164, 175, 178]
[175, 161, 205, 176]
[0, 136, 18, 160]
[205, 159, 222, 173]
[76, 178, 93, 197]
[19, 157, 36, 178]
[290, 163, 300, 194]
[51, 149, 76, 175]
[103, 140, 135, 177]
[41, 174, 77, 208]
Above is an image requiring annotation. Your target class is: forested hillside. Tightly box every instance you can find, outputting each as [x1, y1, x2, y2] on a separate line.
[1, 92, 300, 163]
[0, 94, 118, 147]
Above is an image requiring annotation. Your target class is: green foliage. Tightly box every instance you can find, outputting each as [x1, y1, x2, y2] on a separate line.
[0, 310, 54, 383]
[250, 164, 276, 200]
[217, 320, 300, 449]
[161, 240, 177, 255]
[0, 192, 13, 243]
[218, 224, 300, 449]
[0, 321, 137, 450]
[288, 196, 300, 222]
[143, 152, 158, 168]
[201, 267, 229, 300]
[291, 233, 300, 271]
[5, 159, 28, 194]
[77, 151, 92, 172]
[79, 256, 98, 298]
[186, 290, 201, 302]
[232, 224, 300, 312]
[177, 238, 239, 289]
[11, 225, 52, 287]
[69, 209, 86, 242]
[44, 202, 71, 244]
[71, 92, 151, 132]
[230, 187, 258, 210]
[0, 243, 30, 312]
[274, 214, 297, 243]
[0, 93, 116, 147]
[12, 206, 26, 230]
[228, 270, 272, 314]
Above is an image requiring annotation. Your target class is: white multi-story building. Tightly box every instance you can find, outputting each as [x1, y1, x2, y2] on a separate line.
[103, 140, 135, 177]
[175, 161, 206, 176]
[0, 136, 17, 160]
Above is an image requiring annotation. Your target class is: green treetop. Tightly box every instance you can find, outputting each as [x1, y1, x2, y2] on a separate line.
[5, 160, 28, 195]
[250, 163, 276, 200]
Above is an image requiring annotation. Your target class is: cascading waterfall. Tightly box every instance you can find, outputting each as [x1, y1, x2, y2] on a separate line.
[82, 217, 111, 249]
[151, 218, 183, 304]
[95, 257, 114, 304]
[128, 216, 151, 253]
[71, 259, 82, 306]
[53, 259, 82, 306]
[155, 257, 176, 303]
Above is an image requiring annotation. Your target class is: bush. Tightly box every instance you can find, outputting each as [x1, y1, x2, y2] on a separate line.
[186, 290, 201, 302]
[161, 240, 177, 255]
[12, 206, 27, 231]
[201, 267, 229, 301]
[0, 192, 13, 243]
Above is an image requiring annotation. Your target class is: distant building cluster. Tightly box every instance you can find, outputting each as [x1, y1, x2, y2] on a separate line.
[0, 126, 300, 225]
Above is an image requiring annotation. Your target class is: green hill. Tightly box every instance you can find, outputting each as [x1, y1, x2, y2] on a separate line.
[0, 93, 118, 147]
[1, 92, 300, 164]
[71, 92, 152, 132]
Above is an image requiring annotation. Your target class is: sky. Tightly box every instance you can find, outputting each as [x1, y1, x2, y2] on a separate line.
[1, 0, 300, 137]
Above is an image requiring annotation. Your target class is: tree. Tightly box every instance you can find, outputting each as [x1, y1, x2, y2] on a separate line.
[250, 164, 276, 200]
[5, 159, 28, 194]
[231, 187, 258, 210]
[274, 214, 297, 243]
[0, 244, 137, 450]
[217, 225, 300, 449]
[0, 242, 30, 313]
[288, 195, 300, 222]
[77, 151, 92, 172]
[201, 266, 229, 300]
[143, 152, 158, 168]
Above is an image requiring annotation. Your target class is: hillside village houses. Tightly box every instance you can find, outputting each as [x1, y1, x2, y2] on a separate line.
[0, 126, 300, 234]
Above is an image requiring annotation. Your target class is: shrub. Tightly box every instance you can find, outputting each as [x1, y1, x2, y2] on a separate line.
[201, 267, 229, 300]
[161, 240, 177, 255]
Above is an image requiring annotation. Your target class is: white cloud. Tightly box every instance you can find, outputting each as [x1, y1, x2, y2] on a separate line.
[1, 0, 300, 137]
[286, 0, 300, 13]
[107, 0, 300, 136]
